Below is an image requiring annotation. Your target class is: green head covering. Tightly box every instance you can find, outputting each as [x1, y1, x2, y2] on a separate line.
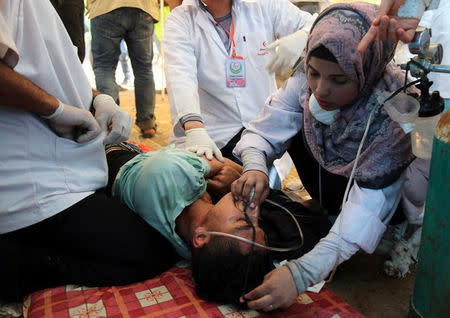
[112, 145, 210, 259]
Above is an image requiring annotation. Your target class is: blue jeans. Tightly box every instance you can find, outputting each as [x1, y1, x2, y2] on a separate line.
[91, 8, 155, 128]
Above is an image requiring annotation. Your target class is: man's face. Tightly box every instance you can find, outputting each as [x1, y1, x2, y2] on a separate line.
[202, 193, 266, 254]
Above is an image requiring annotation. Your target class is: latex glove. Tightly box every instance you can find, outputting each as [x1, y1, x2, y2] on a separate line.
[92, 94, 133, 145]
[43, 101, 101, 143]
[185, 127, 224, 162]
[241, 266, 298, 312]
[264, 30, 308, 74]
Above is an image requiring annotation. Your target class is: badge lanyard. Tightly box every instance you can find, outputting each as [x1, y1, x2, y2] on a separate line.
[213, 17, 244, 59]
[213, 17, 246, 87]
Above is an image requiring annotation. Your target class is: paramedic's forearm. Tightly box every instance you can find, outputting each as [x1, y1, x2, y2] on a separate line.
[184, 120, 204, 131]
[287, 232, 359, 294]
[0, 60, 58, 116]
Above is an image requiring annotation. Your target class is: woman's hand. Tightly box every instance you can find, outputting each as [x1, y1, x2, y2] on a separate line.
[241, 266, 298, 312]
[231, 170, 269, 207]
[358, 15, 419, 53]
[357, 0, 420, 53]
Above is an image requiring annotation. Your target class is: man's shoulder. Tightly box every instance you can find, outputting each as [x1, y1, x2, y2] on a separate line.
[237, 0, 283, 9]
[168, 3, 199, 18]
[165, 4, 199, 28]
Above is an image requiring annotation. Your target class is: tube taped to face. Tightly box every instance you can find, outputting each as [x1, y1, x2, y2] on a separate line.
[309, 93, 340, 125]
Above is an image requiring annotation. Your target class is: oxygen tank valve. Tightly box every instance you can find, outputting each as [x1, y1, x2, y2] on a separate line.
[417, 78, 444, 117]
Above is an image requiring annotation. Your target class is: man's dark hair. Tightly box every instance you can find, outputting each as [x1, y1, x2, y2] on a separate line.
[191, 236, 275, 305]
[310, 45, 337, 63]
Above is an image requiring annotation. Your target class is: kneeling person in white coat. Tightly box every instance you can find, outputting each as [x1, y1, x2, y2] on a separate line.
[163, 0, 314, 162]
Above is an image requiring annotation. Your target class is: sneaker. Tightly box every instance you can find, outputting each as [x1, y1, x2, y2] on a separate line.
[383, 226, 422, 278]
[141, 126, 156, 138]
[0, 300, 22, 318]
[137, 117, 157, 138]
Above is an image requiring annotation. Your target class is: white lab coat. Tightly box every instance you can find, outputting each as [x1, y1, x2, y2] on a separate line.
[420, 2, 449, 99]
[163, 0, 314, 148]
[0, 0, 107, 234]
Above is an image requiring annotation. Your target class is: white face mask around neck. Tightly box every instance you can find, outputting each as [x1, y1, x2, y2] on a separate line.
[308, 93, 340, 125]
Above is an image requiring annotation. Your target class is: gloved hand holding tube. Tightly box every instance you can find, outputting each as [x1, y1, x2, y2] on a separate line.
[92, 93, 133, 145]
[185, 127, 224, 162]
[264, 30, 308, 74]
[42, 100, 101, 143]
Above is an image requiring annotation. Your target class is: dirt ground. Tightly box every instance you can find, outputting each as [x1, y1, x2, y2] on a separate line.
[120, 89, 417, 318]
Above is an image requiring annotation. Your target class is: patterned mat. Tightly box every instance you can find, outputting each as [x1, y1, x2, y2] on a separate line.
[23, 264, 364, 318]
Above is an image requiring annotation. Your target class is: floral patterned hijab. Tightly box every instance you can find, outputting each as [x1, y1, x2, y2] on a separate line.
[302, 2, 414, 188]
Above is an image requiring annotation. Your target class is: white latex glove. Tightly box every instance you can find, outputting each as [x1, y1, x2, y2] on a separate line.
[185, 128, 224, 162]
[43, 100, 101, 143]
[92, 94, 133, 145]
[264, 30, 308, 74]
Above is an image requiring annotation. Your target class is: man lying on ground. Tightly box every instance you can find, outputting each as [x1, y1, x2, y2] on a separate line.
[105, 142, 331, 305]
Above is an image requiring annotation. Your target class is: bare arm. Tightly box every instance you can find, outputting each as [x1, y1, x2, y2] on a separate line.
[224, 158, 243, 174]
[207, 157, 242, 178]
[183, 120, 204, 131]
[206, 156, 242, 198]
[0, 60, 101, 143]
[0, 60, 58, 116]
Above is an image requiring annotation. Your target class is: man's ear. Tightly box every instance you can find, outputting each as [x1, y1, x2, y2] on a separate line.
[193, 226, 210, 248]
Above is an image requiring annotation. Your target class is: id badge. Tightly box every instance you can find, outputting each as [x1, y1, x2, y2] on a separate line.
[226, 58, 246, 88]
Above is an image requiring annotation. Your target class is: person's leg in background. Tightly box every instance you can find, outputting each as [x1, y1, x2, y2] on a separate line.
[0, 192, 179, 302]
[90, 9, 123, 104]
[49, 0, 86, 62]
[126, 8, 157, 138]
[119, 39, 132, 87]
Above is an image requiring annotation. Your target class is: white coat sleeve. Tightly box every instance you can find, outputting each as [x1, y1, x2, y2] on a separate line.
[286, 177, 404, 295]
[0, 3, 19, 68]
[163, 11, 201, 138]
[268, 0, 315, 38]
[398, 0, 441, 19]
[233, 71, 307, 165]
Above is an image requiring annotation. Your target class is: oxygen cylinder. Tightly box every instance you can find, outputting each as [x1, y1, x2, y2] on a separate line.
[409, 105, 449, 318]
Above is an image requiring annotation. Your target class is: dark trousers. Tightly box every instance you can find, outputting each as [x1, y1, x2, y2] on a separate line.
[0, 192, 179, 301]
[50, 0, 86, 62]
[287, 131, 348, 214]
[287, 131, 405, 222]
[220, 128, 244, 165]
[106, 148, 140, 196]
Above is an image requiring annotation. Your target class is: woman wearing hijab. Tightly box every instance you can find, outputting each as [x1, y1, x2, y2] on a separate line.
[231, 2, 415, 311]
